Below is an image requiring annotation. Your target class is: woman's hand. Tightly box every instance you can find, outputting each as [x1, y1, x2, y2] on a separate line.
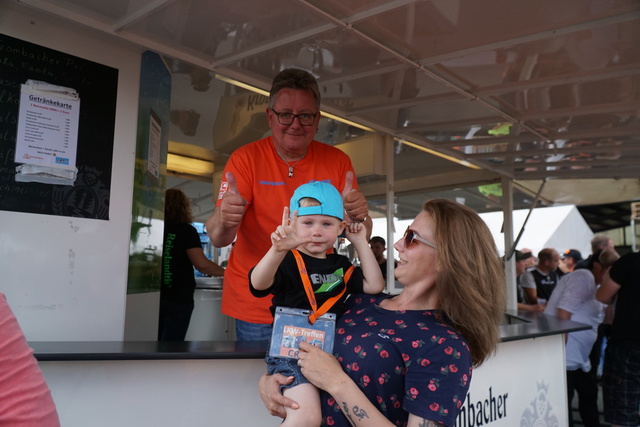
[297, 341, 348, 394]
[258, 373, 299, 418]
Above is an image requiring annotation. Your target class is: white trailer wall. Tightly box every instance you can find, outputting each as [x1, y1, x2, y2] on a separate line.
[0, 1, 142, 340]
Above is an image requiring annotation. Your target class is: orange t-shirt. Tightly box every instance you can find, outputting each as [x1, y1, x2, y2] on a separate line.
[217, 136, 357, 324]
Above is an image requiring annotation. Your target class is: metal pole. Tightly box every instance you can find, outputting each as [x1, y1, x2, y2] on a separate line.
[506, 179, 547, 260]
[385, 136, 396, 293]
[501, 177, 516, 312]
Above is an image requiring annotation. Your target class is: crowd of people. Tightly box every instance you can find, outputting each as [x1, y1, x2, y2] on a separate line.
[514, 232, 638, 427]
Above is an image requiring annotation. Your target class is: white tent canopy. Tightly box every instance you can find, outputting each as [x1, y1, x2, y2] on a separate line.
[371, 205, 593, 261]
[479, 205, 593, 258]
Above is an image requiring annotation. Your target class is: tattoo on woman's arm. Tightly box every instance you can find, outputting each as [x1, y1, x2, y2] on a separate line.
[353, 405, 369, 420]
[341, 402, 370, 423]
[418, 419, 441, 427]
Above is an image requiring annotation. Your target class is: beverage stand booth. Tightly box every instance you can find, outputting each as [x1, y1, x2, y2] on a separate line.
[31, 311, 586, 427]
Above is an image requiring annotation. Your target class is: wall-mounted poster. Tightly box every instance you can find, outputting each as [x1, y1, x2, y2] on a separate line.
[0, 33, 118, 219]
[15, 80, 81, 185]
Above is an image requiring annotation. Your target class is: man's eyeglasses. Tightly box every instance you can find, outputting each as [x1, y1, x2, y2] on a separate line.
[270, 109, 318, 126]
[403, 227, 437, 249]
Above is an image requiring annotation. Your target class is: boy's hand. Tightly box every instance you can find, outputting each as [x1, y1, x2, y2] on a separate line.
[345, 221, 365, 243]
[270, 207, 310, 252]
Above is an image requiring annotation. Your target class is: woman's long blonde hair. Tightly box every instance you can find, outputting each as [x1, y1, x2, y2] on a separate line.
[423, 199, 506, 367]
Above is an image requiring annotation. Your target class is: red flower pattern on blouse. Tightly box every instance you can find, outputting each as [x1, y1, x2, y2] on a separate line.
[322, 295, 471, 427]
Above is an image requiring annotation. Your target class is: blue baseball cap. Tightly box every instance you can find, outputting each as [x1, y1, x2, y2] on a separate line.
[290, 181, 343, 220]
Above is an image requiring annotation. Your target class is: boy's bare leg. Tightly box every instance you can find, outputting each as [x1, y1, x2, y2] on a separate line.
[280, 383, 322, 427]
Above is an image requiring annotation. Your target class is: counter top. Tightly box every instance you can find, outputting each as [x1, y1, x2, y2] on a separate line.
[30, 340, 266, 361]
[499, 311, 590, 342]
[30, 312, 589, 362]
[194, 276, 223, 289]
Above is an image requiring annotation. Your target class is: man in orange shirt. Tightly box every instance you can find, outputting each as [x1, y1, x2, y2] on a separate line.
[206, 68, 371, 342]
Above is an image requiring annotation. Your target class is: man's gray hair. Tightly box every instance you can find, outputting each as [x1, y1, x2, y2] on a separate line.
[268, 68, 320, 110]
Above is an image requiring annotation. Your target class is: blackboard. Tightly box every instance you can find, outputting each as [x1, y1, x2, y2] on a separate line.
[0, 33, 118, 219]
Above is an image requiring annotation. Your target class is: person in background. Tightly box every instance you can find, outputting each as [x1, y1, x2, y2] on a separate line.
[369, 236, 397, 281]
[514, 249, 546, 312]
[559, 249, 583, 276]
[520, 248, 560, 304]
[0, 292, 60, 426]
[520, 247, 538, 269]
[596, 251, 640, 427]
[545, 249, 619, 427]
[576, 234, 616, 384]
[159, 189, 225, 341]
[205, 68, 370, 342]
[575, 234, 615, 270]
[250, 182, 384, 427]
[260, 199, 506, 426]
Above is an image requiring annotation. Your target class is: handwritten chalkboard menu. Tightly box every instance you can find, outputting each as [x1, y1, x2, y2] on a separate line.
[0, 33, 118, 219]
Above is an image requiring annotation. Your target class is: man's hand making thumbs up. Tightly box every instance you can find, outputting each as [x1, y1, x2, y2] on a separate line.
[342, 171, 368, 222]
[206, 171, 247, 247]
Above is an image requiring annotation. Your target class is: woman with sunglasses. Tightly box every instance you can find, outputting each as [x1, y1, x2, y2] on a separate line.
[260, 198, 506, 427]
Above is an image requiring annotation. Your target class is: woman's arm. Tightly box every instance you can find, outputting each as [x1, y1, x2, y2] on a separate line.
[296, 342, 410, 426]
[298, 342, 392, 426]
[260, 346, 444, 426]
[186, 248, 225, 277]
[259, 369, 444, 427]
[298, 342, 442, 427]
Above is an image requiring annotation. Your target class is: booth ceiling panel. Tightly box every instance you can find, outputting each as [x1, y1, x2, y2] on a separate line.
[16, 0, 640, 227]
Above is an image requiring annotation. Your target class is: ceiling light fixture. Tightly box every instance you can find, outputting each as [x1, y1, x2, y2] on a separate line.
[215, 74, 270, 96]
[396, 138, 481, 170]
[166, 141, 215, 181]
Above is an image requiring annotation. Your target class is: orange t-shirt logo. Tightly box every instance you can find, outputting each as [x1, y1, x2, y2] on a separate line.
[217, 181, 229, 200]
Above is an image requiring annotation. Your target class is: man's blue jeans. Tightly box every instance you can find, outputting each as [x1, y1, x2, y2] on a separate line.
[235, 319, 272, 343]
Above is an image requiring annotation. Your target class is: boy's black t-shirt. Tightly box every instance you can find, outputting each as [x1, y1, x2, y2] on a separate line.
[250, 250, 364, 317]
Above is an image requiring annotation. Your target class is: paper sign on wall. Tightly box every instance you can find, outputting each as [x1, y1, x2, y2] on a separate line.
[15, 80, 80, 185]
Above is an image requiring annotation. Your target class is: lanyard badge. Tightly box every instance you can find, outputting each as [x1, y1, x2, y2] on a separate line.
[268, 250, 353, 359]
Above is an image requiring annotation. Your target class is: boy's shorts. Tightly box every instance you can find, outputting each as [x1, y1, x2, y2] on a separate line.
[266, 356, 309, 390]
[602, 341, 640, 427]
